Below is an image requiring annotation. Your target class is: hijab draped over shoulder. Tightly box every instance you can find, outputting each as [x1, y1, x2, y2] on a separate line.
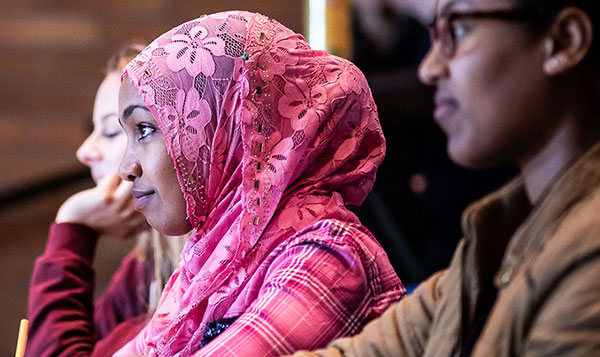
[121, 10, 387, 355]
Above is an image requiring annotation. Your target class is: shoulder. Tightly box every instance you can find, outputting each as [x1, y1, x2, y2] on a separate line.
[285, 219, 381, 255]
[519, 189, 600, 355]
[265, 219, 390, 273]
[264, 220, 370, 263]
[266, 219, 403, 299]
[548, 186, 600, 262]
[525, 186, 600, 295]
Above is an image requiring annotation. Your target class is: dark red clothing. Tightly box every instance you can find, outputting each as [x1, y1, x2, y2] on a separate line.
[26, 223, 152, 356]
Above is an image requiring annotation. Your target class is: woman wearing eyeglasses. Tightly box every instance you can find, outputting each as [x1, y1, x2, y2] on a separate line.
[293, 0, 600, 356]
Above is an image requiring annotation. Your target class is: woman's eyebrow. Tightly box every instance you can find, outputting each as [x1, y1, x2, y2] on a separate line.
[440, 0, 473, 18]
[120, 104, 150, 123]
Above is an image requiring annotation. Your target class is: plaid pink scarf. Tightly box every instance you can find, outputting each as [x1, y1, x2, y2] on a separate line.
[122, 11, 385, 355]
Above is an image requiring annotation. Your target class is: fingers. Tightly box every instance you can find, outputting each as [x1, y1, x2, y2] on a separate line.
[98, 173, 121, 191]
[113, 211, 149, 240]
[124, 215, 151, 239]
[97, 174, 122, 204]
[98, 174, 134, 210]
[104, 208, 148, 240]
[114, 180, 135, 210]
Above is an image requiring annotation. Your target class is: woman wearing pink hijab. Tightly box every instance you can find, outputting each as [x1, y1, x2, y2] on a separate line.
[113, 11, 403, 356]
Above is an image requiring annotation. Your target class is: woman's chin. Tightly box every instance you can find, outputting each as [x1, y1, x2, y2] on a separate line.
[150, 217, 193, 236]
[448, 143, 503, 170]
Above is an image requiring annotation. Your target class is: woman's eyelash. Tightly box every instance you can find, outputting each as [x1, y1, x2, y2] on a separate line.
[137, 123, 156, 141]
[103, 131, 122, 139]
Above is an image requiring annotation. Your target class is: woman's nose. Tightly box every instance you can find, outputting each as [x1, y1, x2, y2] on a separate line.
[76, 135, 102, 167]
[418, 44, 449, 86]
[119, 151, 142, 182]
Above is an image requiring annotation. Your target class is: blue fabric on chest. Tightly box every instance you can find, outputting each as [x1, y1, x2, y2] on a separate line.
[200, 316, 240, 347]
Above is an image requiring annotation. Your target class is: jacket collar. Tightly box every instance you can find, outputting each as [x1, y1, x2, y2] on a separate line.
[494, 141, 600, 287]
[459, 141, 600, 292]
[460, 141, 600, 311]
[460, 176, 531, 319]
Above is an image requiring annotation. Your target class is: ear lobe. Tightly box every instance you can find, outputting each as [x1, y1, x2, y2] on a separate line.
[542, 7, 593, 76]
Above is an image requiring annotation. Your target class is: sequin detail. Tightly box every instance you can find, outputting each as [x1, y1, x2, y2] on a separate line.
[199, 316, 239, 347]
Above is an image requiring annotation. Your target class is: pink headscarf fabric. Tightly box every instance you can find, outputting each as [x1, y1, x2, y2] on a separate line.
[122, 11, 386, 355]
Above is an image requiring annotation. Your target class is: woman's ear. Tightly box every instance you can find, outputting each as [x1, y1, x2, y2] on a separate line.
[542, 6, 593, 76]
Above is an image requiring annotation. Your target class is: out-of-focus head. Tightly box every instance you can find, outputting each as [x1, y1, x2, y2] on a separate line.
[77, 43, 145, 184]
[419, 0, 597, 168]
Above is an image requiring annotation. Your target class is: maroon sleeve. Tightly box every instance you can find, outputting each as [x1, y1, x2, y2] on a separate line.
[26, 223, 98, 357]
[25, 223, 151, 357]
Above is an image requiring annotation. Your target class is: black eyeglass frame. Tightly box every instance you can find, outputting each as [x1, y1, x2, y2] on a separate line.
[428, 8, 541, 59]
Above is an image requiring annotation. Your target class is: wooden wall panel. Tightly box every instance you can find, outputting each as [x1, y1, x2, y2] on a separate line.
[0, 0, 304, 195]
[0, 1, 304, 355]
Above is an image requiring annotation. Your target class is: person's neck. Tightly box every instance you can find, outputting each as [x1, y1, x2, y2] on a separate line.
[520, 115, 592, 204]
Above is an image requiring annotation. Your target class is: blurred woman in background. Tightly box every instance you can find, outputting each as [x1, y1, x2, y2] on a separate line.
[26, 43, 188, 356]
[294, 0, 600, 355]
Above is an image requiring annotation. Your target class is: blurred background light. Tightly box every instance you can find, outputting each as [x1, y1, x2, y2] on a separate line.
[308, 0, 326, 50]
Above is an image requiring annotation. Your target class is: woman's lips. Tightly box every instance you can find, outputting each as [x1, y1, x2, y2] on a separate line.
[131, 189, 155, 210]
[433, 91, 459, 135]
[433, 97, 459, 123]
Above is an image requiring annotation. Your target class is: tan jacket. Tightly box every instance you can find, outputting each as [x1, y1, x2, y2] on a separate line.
[294, 143, 600, 356]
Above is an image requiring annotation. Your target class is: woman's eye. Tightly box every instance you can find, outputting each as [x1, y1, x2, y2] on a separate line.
[137, 123, 156, 141]
[451, 21, 474, 43]
[103, 131, 123, 139]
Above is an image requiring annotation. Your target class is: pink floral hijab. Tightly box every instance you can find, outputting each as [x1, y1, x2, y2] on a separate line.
[122, 11, 385, 355]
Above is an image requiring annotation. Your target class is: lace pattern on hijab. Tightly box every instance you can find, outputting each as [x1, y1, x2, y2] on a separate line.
[123, 11, 385, 355]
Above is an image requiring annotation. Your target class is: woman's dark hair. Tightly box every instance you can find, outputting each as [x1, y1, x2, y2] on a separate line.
[105, 41, 146, 73]
[519, 0, 600, 61]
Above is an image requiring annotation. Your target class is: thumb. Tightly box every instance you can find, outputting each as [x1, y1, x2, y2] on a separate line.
[98, 173, 121, 192]
[114, 180, 135, 210]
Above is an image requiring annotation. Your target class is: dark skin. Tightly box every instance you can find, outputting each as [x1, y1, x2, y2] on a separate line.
[118, 78, 192, 236]
[419, 0, 597, 203]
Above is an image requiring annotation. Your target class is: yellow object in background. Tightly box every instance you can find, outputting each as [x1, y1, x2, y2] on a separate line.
[326, 0, 353, 59]
[305, 0, 353, 59]
[15, 319, 28, 357]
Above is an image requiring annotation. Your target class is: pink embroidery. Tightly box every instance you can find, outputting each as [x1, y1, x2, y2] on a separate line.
[279, 80, 326, 137]
[324, 59, 366, 95]
[173, 89, 212, 163]
[165, 25, 226, 77]
[120, 11, 394, 356]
